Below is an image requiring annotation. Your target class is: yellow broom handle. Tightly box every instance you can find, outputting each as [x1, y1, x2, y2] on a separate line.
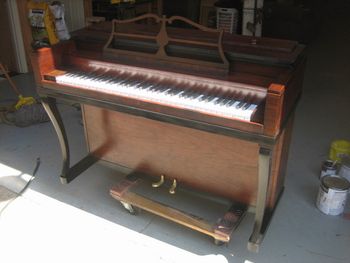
[0, 63, 21, 96]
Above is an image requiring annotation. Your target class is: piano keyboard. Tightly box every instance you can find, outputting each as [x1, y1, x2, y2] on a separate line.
[55, 70, 260, 121]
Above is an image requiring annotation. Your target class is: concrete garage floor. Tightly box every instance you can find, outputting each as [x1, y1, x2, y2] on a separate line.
[1, 6, 350, 263]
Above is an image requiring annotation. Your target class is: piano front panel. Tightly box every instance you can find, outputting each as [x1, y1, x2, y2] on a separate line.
[82, 104, 290, 207]
[83, 104, 259, 205]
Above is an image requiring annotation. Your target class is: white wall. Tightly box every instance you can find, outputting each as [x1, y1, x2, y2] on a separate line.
[7, 0, 28, 73]
[59, 0, 85, 32]
[40, 0, 86, 31]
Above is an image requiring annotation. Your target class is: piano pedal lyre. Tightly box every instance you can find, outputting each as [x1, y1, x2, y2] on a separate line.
[169, 179, 177, 195]
[152, 174, 165, 188]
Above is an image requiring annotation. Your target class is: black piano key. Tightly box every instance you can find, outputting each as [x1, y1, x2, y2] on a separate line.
[205, 96, 215, 102]
[154, 85, 169, 93]
[235, 100, 245, 109]
[142, 83, 155, 91]
[91, 71, 109, 81]
[226, 99, 237, 107]
[198, 92, 211, 101]
[204, 93, 218, 102]
[119, 76, 134, 85]
[184, 89, 199, 99]
[219, 98, 231, 106]
[213, 94, 227, 105]
[156, 85, 171, 94]
[170, 88, 184, 96]
[149, 83, 163, 92]
[164, 86, 176, 95]
[126, 80, 141, 88]
[132, 79, 147, 89]
[213, 98, 222, 105]
[202, 88, 221, 102]
[104, 75, 118, 83]
[197, 88, 212, 101]
[189, 92, 202, 100]
[179, 90, 193, 98]
[242, 102, 251, 110]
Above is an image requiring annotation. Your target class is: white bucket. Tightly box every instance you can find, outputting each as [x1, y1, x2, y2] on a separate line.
[316, 175, 350, 216]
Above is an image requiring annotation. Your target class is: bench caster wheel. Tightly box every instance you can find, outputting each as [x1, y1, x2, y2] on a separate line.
[214, 239, 225, 246]
[121, 201, 138, 215]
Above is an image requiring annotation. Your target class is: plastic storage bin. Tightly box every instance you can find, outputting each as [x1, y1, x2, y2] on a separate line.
[329, 140, 350, 162]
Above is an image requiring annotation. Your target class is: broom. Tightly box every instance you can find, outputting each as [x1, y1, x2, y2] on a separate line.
[0, 63, 49, 127]
[0, 63, 36, 110]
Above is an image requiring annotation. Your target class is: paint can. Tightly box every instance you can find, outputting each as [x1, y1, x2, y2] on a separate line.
[320, 160, 338, 179]
[339, 157, 350, 183]
[316, 175, 350, 215]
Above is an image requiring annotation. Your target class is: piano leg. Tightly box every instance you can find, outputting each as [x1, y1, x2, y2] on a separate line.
[247, 147, 272, 253]
[42, 97, 70, 183]
[42, 97, 98, 183]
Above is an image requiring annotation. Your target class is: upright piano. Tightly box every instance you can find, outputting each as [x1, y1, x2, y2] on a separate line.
[31, 14, 306, 252]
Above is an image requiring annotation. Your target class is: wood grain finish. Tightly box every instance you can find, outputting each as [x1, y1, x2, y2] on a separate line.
[71, 21, 303, 64]
[83, 0, 93, 20]
[29, 21, 305, 138]
[83, 104, 258, 204]
[263, 84, 285, 136]
[30, 18, 305, 212]
[82, 104, 291, 207]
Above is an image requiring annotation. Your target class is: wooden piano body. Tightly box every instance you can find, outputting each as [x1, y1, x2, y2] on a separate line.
[31, 15, 306, 252]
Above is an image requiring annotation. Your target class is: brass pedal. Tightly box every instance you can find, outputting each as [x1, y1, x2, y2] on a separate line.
[169, 179, 177, 194]
[152, 174, 165, 188]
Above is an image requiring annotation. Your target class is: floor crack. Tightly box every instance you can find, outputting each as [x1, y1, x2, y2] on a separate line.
[139, 216, 155, 233]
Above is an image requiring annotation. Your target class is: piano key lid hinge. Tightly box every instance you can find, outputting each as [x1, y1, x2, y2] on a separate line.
[103, 14, 230, 75]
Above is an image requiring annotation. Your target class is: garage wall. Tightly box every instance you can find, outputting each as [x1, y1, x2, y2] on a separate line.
[25, 0, 86, 32]
[59, 0, 86, 31]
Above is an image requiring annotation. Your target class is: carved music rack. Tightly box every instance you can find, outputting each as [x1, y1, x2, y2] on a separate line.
[103, 14, 230, 75]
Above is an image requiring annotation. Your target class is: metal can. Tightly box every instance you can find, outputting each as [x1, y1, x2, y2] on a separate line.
[320, 160, 337, 179]
[316, 175, 350, 215]
[339, 157, 350, 183]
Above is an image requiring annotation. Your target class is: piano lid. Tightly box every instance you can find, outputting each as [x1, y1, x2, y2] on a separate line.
[70, 16, 305, 68]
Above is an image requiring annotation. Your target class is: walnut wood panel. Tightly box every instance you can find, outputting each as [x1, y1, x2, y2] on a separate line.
[82, 104, 291, 207]
[83, 0, 93, 20]
[263, 84, 285, 136]
[30, 42, 76, 84]
[266, 113, 295, 207]
[83, 104, 259, 204]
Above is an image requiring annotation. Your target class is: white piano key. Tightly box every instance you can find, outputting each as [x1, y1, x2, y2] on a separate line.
[56, 71, 259, 121]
